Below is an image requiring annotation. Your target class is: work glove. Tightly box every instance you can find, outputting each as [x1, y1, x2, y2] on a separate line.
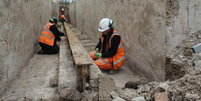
[62, 33, 66, 36]
[95, 48, 99, 53]
[94, 53, 102, 58]
[56, 36, 61, 41]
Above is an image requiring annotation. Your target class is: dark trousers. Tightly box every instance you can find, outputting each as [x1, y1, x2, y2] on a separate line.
[39, 42, 59, 54]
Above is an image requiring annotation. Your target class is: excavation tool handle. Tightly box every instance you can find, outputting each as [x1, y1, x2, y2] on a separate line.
[81, 19, 84, 34]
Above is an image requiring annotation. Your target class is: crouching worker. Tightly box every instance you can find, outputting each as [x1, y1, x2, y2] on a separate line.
[60, 14, 69, 25]
[37, 17, 65, 54]
[90, 18, 125, 74]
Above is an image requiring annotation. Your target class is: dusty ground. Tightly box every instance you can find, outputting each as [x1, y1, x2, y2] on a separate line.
[0, 23, 64, 100]
[0, 50, 59, 100]
[101, 62, 143, 88]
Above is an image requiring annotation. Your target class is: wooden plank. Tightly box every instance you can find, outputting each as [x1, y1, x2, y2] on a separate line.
[65, 25, 80, 45]
[64, 22, 93, 92]
[64, 23, 93, 66]
[71, 44, 92, 65]
[81, 65, 89, 91]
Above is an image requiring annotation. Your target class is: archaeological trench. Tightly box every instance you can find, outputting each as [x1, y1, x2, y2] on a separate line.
[0, 0, 201, 101]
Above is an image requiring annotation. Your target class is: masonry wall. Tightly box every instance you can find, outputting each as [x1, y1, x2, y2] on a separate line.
[0, 0, 58, 95]
[69, 0, 167, 81]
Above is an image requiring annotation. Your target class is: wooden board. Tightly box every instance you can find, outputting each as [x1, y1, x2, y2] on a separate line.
[64, 23, 93, 66]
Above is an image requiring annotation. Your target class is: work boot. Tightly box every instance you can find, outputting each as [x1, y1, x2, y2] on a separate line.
[109, 70, 119, 74]
[37, 50, 43, 54]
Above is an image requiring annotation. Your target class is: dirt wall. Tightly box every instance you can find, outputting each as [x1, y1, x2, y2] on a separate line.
[166, 0, 201, 57]
[0, 0, 59, 95]
[52, 0, 59, 19]
[165, 0, 201, 80]
[69, 0, 167, 81]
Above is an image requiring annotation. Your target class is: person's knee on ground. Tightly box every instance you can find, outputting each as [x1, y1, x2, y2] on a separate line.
[38, 42, 59, 54]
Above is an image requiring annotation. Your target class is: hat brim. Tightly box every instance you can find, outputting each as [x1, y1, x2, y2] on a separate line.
[98, 27, 110, 32]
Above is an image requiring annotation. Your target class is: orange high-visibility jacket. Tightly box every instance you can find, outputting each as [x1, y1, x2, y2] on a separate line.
[38, 22, 55, 46]
[100, 30, 125, 70]
[60, 15, 66, 21]
[60, 11, 65, 15]
[60, 15, 69, 24]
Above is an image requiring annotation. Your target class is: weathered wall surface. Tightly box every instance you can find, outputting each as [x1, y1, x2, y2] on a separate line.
[0, 0, 58, 95]
[69, 0, 167, 81]
[52, 0, 59, 19]
[166, 0, 201, 57]
[164, 0, 201, 80]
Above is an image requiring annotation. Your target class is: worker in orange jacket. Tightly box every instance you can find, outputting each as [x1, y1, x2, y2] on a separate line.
[60, 8, 65, 15]
[90, 18, 125, 74]
[60, 14, 69, 24]
[59, 8, 69, 24]
[38, 17, 65, 54]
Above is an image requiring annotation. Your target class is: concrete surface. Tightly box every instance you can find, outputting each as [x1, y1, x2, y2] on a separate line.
[0, 0, 59, 95]
[69, 0, 167, 81]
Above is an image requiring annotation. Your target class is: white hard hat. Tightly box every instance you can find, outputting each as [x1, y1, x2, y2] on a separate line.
[62, 8, 64, 11]
[98, 18, 114, 32]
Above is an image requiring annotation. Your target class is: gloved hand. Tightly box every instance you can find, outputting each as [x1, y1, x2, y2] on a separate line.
[95, 48, 99, 53]
[94, 53, 102, 58]
[62, 33, 66, 36]
[56, 36, 61, 41]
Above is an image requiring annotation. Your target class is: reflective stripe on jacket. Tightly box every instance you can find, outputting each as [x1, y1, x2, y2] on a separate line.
[38, 22, 55, 46]
[100, 30, 125, 70]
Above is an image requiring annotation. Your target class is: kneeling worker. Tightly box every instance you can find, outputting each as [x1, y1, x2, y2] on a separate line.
[90, 18, 125, 74]
[37, 17, 65, 54]
[60, 14, 69, 24]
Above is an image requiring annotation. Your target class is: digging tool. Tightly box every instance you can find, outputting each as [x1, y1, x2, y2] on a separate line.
[192, 43, 201, 53]
[81, 19, 84, 34]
